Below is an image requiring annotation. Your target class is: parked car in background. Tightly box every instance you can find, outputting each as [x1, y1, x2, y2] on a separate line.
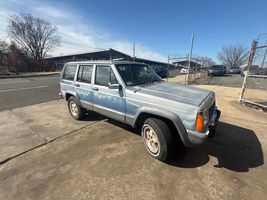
[60, 60, 220, 162]
[228, 67, 241, 74]
[241, 65, 260, 76]
[208, 65, 225, 76]
[180, 67, 193, 74]
[223, 66, 227, 74]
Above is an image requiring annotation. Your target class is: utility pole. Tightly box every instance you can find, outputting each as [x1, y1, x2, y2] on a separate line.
[167, 55, 170, 82]
[239, 40, 257, 103]
[133, 41, 135, 61]
[186, 33, 194, 85]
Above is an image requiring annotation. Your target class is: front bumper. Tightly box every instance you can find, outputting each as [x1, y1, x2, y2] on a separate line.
[187, 107, 221, 145]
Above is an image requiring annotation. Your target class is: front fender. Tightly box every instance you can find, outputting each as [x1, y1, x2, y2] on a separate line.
[133, 107, 194, 147]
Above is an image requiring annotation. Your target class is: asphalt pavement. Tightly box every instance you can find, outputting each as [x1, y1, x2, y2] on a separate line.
[193, 74, 244, 88]
[193, 74, 267, 91]
[0, 75, 60, 111]
[1, 85, 267, 200]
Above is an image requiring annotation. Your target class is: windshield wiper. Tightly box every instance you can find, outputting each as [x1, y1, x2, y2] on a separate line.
[150, 79, 162, 83]
[131, 81, 148, 86]
[134, 87, 142, 93]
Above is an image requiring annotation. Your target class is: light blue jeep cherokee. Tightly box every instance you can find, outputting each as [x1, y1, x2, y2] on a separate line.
[60, 60, 220, 161]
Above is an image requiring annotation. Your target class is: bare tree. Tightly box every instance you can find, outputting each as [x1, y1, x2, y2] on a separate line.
[0, 39, 9, 66]
[8, 13, 60, 63]
[217, 44, 248, 67]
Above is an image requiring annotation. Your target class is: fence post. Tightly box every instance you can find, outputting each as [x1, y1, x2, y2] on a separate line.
[238, 40, 257, 103]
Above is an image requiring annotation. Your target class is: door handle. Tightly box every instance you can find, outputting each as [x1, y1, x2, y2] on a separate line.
[74, 83, 80, 87]
[92, 87, 99, 91]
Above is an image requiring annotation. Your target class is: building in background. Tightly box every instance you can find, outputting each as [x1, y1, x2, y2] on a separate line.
[172, 57, 202, 70]
[45, 48, 174, 77]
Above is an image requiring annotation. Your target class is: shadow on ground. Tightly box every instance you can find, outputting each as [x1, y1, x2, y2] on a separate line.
[80, 111, 106, 122]
[169, 122, 264, 172]
[106, 118, 263, 172]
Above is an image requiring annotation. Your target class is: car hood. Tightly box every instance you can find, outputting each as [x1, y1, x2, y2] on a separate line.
[129, 82, 211, 106]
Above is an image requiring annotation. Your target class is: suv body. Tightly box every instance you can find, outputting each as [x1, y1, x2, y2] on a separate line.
[228, 67, 241, 74]
[60, 60, 220, 161]
[208, 65, 225, 76]
[180, 67, 193, 74]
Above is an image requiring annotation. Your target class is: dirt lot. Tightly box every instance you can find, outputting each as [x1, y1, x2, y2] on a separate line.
[0, 85, 267, 200]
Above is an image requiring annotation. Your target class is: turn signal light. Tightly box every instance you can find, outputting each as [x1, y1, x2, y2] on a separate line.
[195, 113, 204, 132]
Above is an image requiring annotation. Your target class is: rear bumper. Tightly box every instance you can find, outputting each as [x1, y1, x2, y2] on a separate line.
[58, 92, 64, 99]
[209, 72, 224, 76]
[187, 107, 221, 145]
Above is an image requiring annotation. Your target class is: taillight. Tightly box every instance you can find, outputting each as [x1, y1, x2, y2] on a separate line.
[195, 113, 204, 132]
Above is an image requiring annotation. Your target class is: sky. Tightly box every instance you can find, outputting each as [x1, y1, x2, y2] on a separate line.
[0, 0, 267, 62]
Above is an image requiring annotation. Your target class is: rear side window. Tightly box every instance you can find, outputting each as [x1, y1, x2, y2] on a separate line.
[63, 65, 77, 81]
[77, 65, 93, 84]
[95, 65, 118, 86]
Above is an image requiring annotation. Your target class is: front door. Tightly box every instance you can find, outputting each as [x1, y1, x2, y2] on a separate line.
[92, 65, 125, 122]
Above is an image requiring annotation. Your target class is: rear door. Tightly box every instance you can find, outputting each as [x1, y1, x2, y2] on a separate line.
[74, 64, 94, 109]
[91, 65, 126, 122]
[61, 64, 78, 97]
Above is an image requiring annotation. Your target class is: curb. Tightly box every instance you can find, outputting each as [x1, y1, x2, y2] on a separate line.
[0, 72, 60, 79]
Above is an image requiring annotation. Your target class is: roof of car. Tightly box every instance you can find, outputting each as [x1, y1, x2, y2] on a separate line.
[66, 60, 148, 65]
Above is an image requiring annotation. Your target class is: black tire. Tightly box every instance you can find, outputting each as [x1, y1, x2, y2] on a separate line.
[208, 128, 216, 138]
[141, 118, 172, 162]
[68, 96, 86, 120]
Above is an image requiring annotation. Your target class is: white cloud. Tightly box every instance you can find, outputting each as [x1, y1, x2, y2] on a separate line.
[0, 0, 167, 62]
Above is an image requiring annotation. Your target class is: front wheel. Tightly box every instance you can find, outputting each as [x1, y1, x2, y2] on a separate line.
[141, 118, 172, 162]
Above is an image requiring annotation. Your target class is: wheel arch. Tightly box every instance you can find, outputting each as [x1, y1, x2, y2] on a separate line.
[133, 107, 193, 147]
[65, 91, 79, 101]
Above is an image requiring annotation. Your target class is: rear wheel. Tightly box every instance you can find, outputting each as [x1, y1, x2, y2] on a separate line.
[141, 118, 172, 162]
[68, 96, 86, 120]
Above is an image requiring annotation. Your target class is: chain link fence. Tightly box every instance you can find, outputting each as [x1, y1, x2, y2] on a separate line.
[166, 57, 211, 84]
[239, 34, 267, 110]
[186, 66, 209, 84]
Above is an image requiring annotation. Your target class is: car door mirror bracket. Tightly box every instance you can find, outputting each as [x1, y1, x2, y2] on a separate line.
[108, 83, 120, 89]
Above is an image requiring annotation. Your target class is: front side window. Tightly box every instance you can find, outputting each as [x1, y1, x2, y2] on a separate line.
[77, 65, 93, 83]
[62, 65, 77, 81]
[115, 64, 162, 86]
[95, 65, 118, 86]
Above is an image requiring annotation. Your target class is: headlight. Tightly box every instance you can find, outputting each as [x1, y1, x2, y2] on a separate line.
[203, 109, 209, 125]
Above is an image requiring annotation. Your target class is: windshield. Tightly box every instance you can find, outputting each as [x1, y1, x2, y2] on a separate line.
[211, 65, 224, 69]
[115, 64, 162, 86]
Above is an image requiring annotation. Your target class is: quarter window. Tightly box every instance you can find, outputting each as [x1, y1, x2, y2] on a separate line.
[95, 65, 118, 86]
[77, 65, 93, 83]
[62, 65, 77, 81]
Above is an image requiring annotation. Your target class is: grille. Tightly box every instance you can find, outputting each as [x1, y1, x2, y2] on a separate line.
[209, 101, 215, 118]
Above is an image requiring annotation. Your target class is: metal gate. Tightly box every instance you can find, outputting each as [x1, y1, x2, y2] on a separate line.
[239, 34, 267, 110]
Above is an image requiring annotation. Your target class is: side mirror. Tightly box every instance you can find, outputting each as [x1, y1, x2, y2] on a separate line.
[108, 83, 120, 89]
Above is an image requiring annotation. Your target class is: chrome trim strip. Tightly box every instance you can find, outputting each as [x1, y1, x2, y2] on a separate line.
[80, 100, 93, 110]
[187, 129, 209, 137]
[125, 115, 134, 124]
[93, 104, 125, 122]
